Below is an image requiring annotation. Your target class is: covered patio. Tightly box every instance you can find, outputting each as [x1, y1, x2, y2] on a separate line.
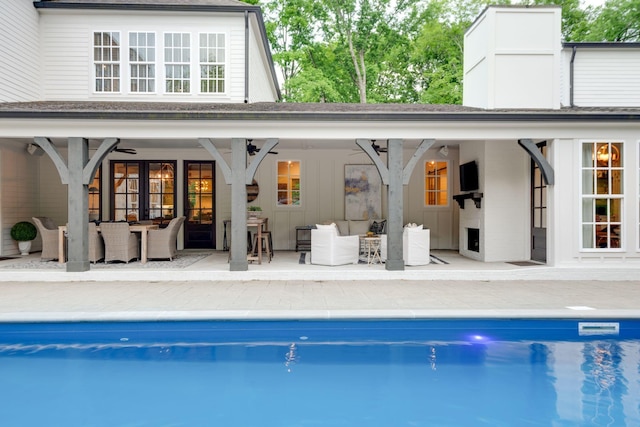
[0, 101, 570, 275]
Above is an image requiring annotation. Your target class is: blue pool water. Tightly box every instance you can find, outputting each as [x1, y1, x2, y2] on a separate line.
[0, 319, 639, 426]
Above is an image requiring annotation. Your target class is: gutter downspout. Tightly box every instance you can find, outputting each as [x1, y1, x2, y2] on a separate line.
[569, 45, 577, 107]
[244, 11, 249, 103]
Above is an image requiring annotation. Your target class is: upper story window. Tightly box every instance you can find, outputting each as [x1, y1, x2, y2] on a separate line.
[424, 160, 448, 206]
[199, 33, 226, 93]
[93, 31, 120, 92]
[129, 32, 155, 93]
[277, 161, 301, 206]
[164, 33, 191, 93]
[581, 141, 623, 249]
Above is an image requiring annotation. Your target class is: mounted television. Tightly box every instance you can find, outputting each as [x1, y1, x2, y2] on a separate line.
[459, 161, 479, 192]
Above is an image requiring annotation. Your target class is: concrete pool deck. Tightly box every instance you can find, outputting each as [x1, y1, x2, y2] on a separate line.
[1, 278, 639, 322]
[1, 250, 639, 322]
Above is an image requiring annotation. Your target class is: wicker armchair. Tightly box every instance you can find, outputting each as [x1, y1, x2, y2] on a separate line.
[147, 216, 186, 261]
[32, 217, 61, 261]
[99, 222, 139, 263]
[88, 222, 105, 264]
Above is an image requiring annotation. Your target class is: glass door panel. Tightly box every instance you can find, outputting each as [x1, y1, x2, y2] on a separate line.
[111, 161, 176, 224]
[184, 161, 215, 248]
[112, 162, 140, 221]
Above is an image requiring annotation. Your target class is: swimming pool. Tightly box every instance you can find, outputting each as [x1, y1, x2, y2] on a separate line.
[1, 319, 639, 426]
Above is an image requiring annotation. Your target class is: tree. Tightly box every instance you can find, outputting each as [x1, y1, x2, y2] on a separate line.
[584, 0, 640, 41]
[316, 0, 396, 103]
[256, 0, 617, 104]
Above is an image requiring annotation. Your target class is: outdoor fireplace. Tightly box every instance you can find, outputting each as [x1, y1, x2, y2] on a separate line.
[467, 228, 480, 252]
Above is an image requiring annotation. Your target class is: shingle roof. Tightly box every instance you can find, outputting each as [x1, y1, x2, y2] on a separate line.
[0, 101, 639, 122]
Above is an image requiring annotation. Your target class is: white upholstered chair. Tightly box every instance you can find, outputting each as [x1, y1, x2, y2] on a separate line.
[380, 226, 430, 266]
[310, 224, 360, 266]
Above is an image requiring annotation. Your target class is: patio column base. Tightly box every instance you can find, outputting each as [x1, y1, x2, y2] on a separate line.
[229, 260, 248, 271]
[66, 261, 90, 272]
[385, 259, 404, 271]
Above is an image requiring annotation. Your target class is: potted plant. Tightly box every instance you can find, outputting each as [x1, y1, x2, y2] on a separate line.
[247, 205, 262, 219]
[11, 221, 37, 255]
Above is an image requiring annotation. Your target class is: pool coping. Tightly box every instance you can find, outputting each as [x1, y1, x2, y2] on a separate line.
[2, 309, 640, 322]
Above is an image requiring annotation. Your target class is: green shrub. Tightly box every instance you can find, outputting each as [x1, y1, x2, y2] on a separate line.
[10, 221, 37, 241]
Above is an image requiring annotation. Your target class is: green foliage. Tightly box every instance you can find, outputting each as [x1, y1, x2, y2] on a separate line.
[10, 221, 37, 241]
[260, 0, 620, 103]
[585, 0, 640, 41]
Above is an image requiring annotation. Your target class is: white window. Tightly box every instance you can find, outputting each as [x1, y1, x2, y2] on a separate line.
[424, 160, 448, 206]
[199, 33, 225, 93]
[164, 33, 191, 93]
[581, 141, 623, 249]
[93, 31, 120, 92]
[277, 161, 301, 206]
[129, 32, 155, 93]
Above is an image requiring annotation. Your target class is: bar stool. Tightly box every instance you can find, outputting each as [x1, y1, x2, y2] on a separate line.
[251, 231, 272, 262]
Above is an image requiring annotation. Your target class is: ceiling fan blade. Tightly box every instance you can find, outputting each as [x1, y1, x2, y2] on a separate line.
[114, 148, 137, 155]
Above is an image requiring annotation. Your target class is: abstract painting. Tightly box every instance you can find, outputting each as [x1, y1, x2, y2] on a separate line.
[344, 164, 382, 220]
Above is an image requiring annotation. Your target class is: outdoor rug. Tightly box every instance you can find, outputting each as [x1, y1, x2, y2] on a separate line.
[0, 252, 210, 270]
[506, 261, 542, 267]
[298, 252, 447, 265]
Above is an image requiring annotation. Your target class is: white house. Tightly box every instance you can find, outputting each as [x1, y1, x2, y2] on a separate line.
[0, 1, 639, 273]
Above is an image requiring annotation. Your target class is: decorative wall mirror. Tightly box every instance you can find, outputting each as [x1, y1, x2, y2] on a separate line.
[247, 179, 259, 202]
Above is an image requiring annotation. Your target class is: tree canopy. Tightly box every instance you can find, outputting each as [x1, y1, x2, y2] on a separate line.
[253, 0, 638, 104]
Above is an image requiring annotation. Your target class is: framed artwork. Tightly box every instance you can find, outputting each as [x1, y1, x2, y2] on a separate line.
[344, 164, 382, 220]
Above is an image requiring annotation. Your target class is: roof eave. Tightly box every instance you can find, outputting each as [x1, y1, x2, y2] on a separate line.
[33, 1, 262, 13]
[1, 111, 640, 122]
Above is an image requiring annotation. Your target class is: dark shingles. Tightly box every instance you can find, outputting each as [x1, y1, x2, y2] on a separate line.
[0, 101, 639, 122]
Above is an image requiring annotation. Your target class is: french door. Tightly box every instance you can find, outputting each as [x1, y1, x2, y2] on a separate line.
[111, 161, 176, 224]
[531, 142, 547, 263]
[184, 161, 215, 249]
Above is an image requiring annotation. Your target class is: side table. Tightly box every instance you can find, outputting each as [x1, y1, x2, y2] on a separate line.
[295, 225, 316, 251]
[363, 236, 382, 265]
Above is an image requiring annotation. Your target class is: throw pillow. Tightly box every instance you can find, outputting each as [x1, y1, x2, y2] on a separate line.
[335, 220, 349, 236]
[315, 223, 338, 235]
[349, 220, 370, 236]
[369, 220, 386, 235]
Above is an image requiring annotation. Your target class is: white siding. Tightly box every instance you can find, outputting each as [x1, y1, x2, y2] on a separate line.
[0, 0, 40, 102]
[483, 141, 530, 262]
[463, 6, 562, 109]
[38, 10, 251, 102]
[463, 12, 490, 108]
[572, 49, 640, 107]
[247, 18, 279, 102]
[0, 142, 40, 256]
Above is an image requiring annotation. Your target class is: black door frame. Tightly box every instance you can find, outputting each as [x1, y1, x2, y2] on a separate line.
[109, 160, 177, 223]
[183, 160, 216, 249]
[530, 141, 547, 263]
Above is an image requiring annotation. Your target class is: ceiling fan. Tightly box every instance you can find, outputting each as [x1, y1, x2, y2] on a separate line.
[247, 140, 278, 156]
[113, 147, 137, 155]
[350, 140, 388, 156]
[370, 140, 388, 155]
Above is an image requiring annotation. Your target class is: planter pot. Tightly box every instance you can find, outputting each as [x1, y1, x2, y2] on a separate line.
[247, 211, 262, 219]
[18, 240, 32, 256]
